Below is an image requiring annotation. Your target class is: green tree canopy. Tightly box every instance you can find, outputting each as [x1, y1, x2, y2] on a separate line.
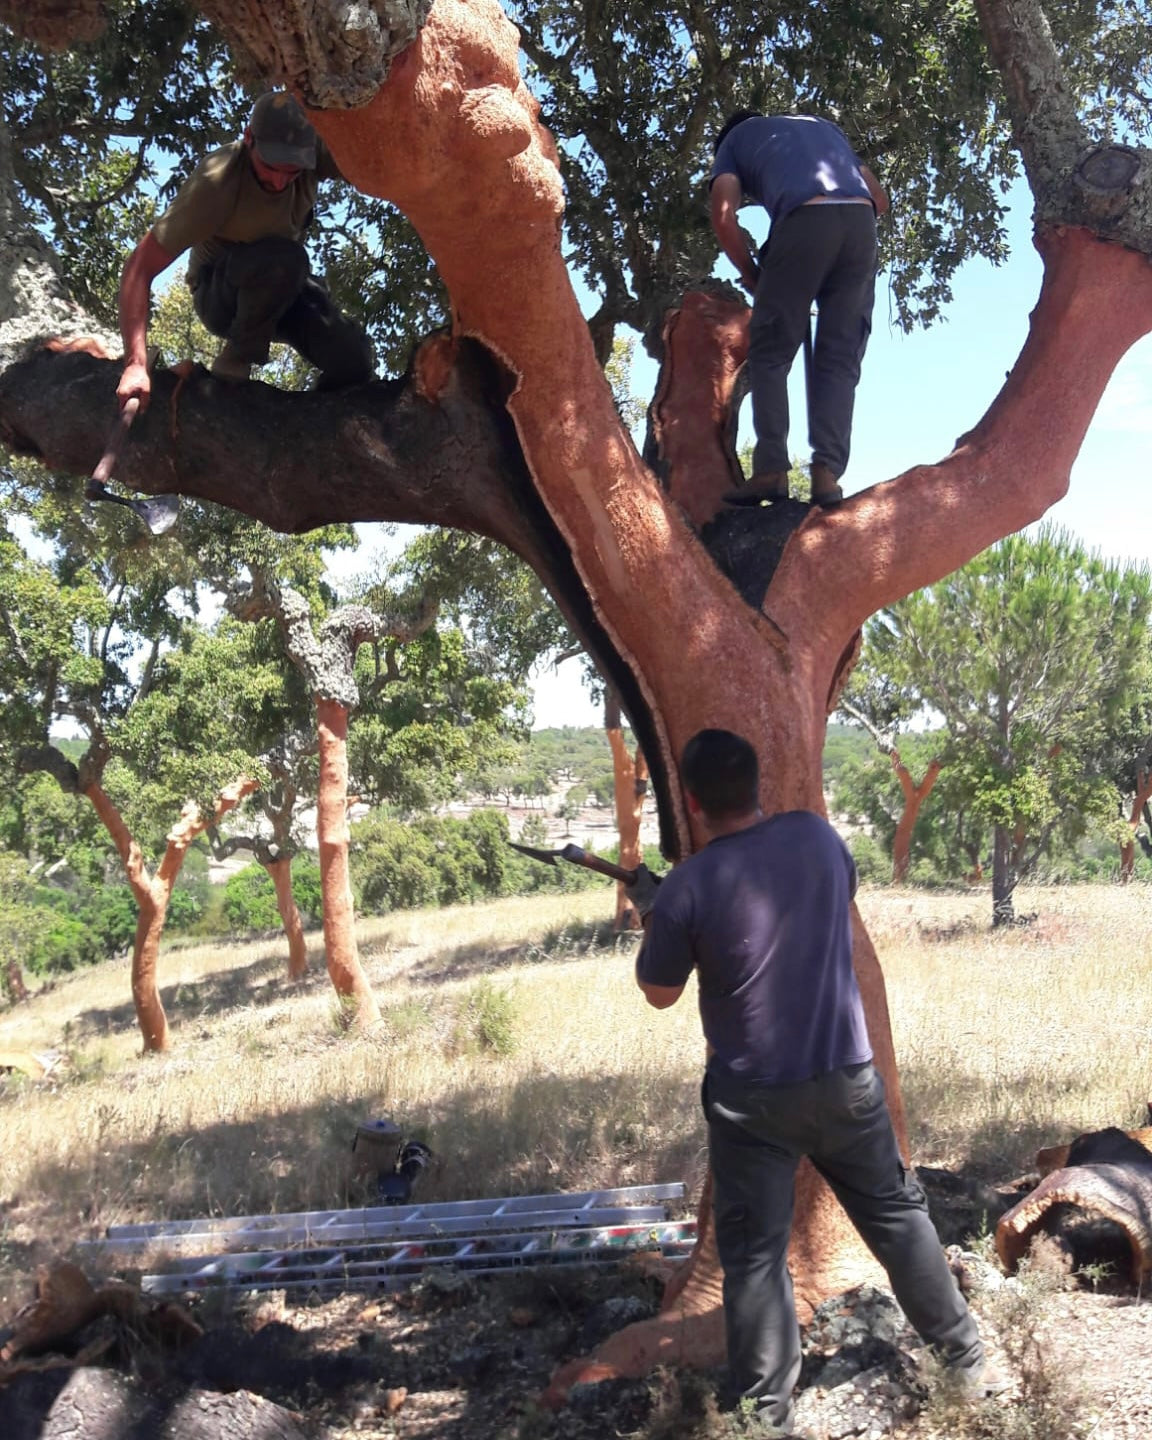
[861, 526, 1152, 921]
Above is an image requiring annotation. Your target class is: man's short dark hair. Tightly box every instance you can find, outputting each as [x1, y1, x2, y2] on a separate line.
[681, 729, 760, 818]
[713, 109, 763, 154]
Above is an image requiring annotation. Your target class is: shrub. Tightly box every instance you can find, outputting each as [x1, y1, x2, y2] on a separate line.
[353, 817, 442, 912]
[848, 832, 890, 885]
[456, 979, 518, 1056]
[221, 857, 323, 933]
[24, 884, 136, 973]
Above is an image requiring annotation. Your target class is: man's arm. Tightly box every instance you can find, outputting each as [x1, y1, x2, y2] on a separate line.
[636, 970, 686, 1009]
[628, 869, 689, 1009]
[117, 231, 177, 410]
[859, 164, 890, 216]
[635, 910, 686, 1009]
[709, 174, 759, 297]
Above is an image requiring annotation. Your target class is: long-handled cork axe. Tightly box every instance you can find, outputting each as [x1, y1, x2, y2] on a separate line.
[85, 357, 179, 535]
[507, 841, 641, 885]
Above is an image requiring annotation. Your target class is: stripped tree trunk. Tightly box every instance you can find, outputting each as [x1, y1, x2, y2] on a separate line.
[3, 960, 29, 1003]
[315, 698, 378, 1026]
[228, 574, 436, 1025]
[84, 776, 258, 1052]
[263, 856, 309, 979]
[890, 752, 943, 883]
[840, 704, 942, 883]
[1119, 759, 1152, 882]
[605, 690, 648, 930]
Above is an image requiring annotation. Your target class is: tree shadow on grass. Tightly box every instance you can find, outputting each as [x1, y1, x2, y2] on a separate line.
[19, 1067, 702, 1242]
[66, 944, 332, 1043]
[900, 1059, 1128, 1185]
[407, 916, 639, 985]
[8, 1071, 704, 1438]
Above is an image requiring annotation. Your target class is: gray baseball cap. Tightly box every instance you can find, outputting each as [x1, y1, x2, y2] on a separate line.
[249, 92, 317, 169]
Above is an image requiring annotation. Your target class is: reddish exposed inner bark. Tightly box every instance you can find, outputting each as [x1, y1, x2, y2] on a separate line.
[315, 699, 380, 1028]
[890, 752, 943, 883]
[83, 777, 257, 1052]
[4, 961, 29, 1003]
[263, 857, 309, 979]
[648, 291, 749, 528]
[1120, 765, 1152, 881]
[606, 703, 648, 931]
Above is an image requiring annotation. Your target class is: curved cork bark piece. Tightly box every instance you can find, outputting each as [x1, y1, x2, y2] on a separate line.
[996, 1160, 1152, 1284]
[1036, 1125, 1152, 1177]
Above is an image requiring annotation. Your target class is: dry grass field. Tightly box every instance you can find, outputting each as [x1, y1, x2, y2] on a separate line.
[1, 882, 1150, 1437]
[2, 884, 1150, 1291]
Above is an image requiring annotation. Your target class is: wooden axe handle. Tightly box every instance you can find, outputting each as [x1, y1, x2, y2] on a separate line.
[561, 845, 639, 885]
[91, 397, 140, 488]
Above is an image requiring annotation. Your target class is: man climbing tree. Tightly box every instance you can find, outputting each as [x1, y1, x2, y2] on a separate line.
[709, 111, 888, 508]
[118, 91, 375, 406]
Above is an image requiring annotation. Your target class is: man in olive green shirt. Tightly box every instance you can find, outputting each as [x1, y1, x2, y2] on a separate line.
[118, 92, 374, 409]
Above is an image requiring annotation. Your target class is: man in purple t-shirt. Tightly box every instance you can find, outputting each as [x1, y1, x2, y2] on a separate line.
[630, 729, 994, 1434]
[709, 112, 888, 509]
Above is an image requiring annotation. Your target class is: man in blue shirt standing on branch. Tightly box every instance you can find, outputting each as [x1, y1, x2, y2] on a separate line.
[627, 729, 999, 1435]
[709, 112, 888, 509]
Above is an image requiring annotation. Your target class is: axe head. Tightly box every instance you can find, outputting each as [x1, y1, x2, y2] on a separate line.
[507, 841, 559, 867]
[132, 495, 180, 535]
[85, 483, 180, 536]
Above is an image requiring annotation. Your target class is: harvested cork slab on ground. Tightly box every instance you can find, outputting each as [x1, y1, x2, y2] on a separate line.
[997, 1127, 1152, 1283]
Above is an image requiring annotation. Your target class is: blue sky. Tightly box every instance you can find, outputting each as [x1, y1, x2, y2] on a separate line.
[526, 187, 1152, 728]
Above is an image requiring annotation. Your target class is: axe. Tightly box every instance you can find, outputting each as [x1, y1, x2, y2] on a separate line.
[508, 840, 641, 885]
[86, 357, 180, 535]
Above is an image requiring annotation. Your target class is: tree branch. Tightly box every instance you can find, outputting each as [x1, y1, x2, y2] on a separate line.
[773, 226, 1152, 693]
[838, 700, 895, 756]
[0, 338, 682, 854]
[16, 743, 80, 794]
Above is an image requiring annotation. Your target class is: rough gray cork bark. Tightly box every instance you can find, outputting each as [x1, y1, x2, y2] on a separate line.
[5, 1367, 327, 1440]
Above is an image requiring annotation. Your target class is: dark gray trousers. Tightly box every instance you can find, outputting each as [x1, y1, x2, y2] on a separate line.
[704, 1062, 982, 1431]
[748, 203, 877, 478]
[193, 236, 374, 388]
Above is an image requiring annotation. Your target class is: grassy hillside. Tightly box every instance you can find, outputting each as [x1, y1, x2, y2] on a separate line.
[2, 884, 1148, 1275]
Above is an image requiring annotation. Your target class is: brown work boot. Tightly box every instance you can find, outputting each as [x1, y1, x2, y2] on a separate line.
[723, 471, 790, 507]
[809, 461, 844, 508]
[211, 341, 254, 382]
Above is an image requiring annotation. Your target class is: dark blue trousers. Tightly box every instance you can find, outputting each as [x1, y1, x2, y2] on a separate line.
[704, 1061, 983, 1431]
[748, 203, 877, 479]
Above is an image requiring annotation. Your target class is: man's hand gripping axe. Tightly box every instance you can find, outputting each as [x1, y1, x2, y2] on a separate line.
[86, 349, 180, 535]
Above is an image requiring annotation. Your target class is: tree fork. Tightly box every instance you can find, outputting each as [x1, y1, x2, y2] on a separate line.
[890, 755, 943, 884]
[65, 768, 258, 1052]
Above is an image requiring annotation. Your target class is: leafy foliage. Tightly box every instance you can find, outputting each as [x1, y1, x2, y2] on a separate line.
[350, 806, 611, 914]
[853, 527, 1152, 916]
[2, 3, 444, 372]
[221, 855, 323, 933]
[512, 0, 1020, 341]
